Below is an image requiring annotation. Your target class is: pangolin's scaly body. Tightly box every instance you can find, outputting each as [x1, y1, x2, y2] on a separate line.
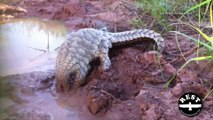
[55, 28, 164, 92]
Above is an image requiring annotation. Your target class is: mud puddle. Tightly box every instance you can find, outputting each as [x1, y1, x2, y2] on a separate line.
[0, 18, 66, 75]
[0, 19, 80, 120]
[0, 71, 80, 120]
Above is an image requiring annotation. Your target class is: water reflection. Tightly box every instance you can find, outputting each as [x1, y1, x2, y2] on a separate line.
[0, 18, 67, 75]
[0, 18, 82, 120]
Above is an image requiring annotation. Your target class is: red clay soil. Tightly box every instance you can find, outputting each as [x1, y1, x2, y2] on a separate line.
[1, 0, 213, 120]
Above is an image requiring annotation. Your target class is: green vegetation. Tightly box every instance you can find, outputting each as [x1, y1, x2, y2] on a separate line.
[176, 0, 213, 100]
[137, 0, 167, 20]
[175, 0, 213, 74]
[163, 0, 213, 99]
[135, 0, 213, 99]
[132, 0, 210, 31]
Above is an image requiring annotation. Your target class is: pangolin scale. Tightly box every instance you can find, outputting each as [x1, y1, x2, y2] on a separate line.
[55, 28, 164, 92]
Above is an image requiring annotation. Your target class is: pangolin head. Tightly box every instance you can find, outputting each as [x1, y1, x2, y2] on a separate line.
[55, 57, 82, 93]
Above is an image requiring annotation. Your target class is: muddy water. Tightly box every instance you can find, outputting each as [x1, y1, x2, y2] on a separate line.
[0, 19, 81, 120]
[0, 18, 66, 75]
[0, 75, 80, 120]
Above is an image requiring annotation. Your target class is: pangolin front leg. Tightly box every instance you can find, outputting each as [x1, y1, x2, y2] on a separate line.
[98, 40, 111, 71]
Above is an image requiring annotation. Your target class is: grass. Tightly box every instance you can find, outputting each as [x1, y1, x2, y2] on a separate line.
[175, 0, 213, 74]
[164, 0, 213, 99]
[131, 0, 201, 31]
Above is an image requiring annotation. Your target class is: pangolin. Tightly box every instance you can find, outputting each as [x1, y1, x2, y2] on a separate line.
[55, 28, 164, 92]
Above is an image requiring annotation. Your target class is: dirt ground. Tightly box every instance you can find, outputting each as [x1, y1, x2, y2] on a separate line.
[0, 0, 213, 120]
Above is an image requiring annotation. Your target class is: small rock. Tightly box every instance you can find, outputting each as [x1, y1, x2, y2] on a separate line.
[172, 83, 182, 96]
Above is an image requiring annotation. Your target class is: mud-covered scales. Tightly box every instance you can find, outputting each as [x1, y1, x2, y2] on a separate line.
[55, 28, 164, 92]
